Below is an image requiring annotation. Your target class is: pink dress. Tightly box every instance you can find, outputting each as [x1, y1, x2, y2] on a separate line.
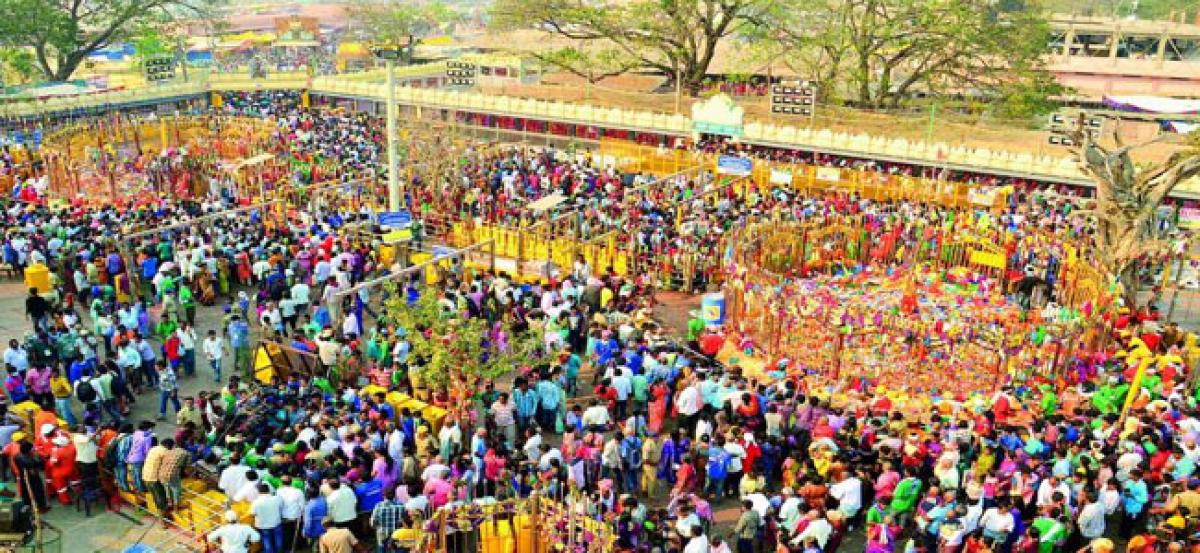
[373, 457, 396, 496]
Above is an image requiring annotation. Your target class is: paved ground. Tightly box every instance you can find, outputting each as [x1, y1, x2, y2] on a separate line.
[0, 277, 230, 552]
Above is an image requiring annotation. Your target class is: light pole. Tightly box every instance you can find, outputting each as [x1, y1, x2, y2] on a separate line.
[374, 47, 404, 212]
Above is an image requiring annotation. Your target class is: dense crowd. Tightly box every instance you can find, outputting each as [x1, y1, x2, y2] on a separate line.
[0, 97, 1198, 553]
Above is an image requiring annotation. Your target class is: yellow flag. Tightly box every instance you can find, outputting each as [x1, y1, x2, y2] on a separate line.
[1120, 358, 1151, 420]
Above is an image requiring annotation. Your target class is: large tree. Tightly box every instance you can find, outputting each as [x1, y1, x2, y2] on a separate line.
[347, 1, 459, 64]
[490, 0, 773, 94]
[0, 0, 215, 81]
[755, 0, 1057, 109]
[1072, 122, 1200, 306]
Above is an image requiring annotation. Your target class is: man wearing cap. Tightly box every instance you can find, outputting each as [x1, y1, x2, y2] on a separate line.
[208, 510, 261, 553]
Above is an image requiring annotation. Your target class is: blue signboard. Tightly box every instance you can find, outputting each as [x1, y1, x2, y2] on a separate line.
[716, 155, 753, 176]
[31, 129, 42, 145]
[377, 210, 412, 228]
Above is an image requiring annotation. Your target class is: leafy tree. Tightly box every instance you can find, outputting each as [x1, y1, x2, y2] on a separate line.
[1045, 0, 1192, 18]
[348, 0, 460, 64]
[994, 71, 1066, 120]
[534, 46, 640, 98]
[0, 48, 36, 85]
[380, 282, 540, 391]
[759, 0, 1057, 109]
[131, 25, 171, 63]
[490, 0, 773, 94]
[0, 0, 215, 81]
[1071, 123, 1200, 306]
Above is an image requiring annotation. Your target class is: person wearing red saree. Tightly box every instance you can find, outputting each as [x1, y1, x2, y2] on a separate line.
[673, 453, 698, 497]
[647, 380, 669, 435]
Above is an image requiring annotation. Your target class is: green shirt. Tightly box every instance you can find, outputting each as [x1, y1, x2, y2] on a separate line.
[687, 318, 705, 342]
[890, 477, 921, 514]
[179, 286, 195, 308]
[1031, 517, 1066, 553]
[631, 374, 649, 401]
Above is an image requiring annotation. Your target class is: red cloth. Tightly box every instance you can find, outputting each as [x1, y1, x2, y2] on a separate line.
[46, 442, 77, 505]
[699, 333, 723, 356]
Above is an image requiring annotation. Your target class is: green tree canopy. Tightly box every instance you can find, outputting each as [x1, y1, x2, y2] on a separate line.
[381, 284, 540, 391]
[348, 1, 460, 63]
[490, 0, 773, 94]
[759, 0, 1058, 109]
[0, 0, 215, 81]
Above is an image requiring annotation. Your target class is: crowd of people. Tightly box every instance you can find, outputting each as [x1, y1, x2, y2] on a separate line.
[0, 96, 1198, 553]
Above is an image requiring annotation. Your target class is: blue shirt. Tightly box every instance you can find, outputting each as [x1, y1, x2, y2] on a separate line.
[1123, 479, 1149, 515]
[536, 380, 561, 410]
[228, 320, 250, 348]
[68, 359, 93, 383]
[302, 496, 327, 539]
[136, 341, 156, 363]
[355, 479, 385, 513]
[141, 257, 158, 279]
[513, 388, 538, 417]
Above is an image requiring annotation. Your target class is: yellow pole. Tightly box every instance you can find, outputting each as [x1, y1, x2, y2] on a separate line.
[1120, 358, 1150, 423]
[160, 119, 168, 150]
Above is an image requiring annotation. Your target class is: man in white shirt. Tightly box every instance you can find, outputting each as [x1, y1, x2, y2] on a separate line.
[674, 502, 702, 539]
[581, 399, 611, 430]
[829, 473, 863, 517]
[73, 429, 99, 478]
[290, 281, 311, 312]
[250, 485, 284, 553]
[675, 382, 702, 433]
[722, 438, 747, 496]
[611, 369, 632, 414]
[683, 526, 709, 553]
[1035, 475, 1071, 510]
[778, 487, 803, 533]
[979, 504, 1015, 541]
[3, 341, 28, 373]
[219, 459, 251, 499]
[421, 462, 449, 483]
[276, 476, 305, 551]
[203, 330, 226, 383]
[1077, 491, 1106, 540]
[325, 480, 358, 525]
[176, 323, 197, 376]
[793, 511, 833, 549]
[233, 473, 263, 504]
[208, 510, 261, 553]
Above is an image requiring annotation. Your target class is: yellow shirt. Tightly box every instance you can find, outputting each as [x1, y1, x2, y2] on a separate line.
[50, 376, 72, 399]
[142, 445, 167, 483]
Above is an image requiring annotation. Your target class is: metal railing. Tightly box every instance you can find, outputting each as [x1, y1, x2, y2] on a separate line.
[0, 71, 1091, 186]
